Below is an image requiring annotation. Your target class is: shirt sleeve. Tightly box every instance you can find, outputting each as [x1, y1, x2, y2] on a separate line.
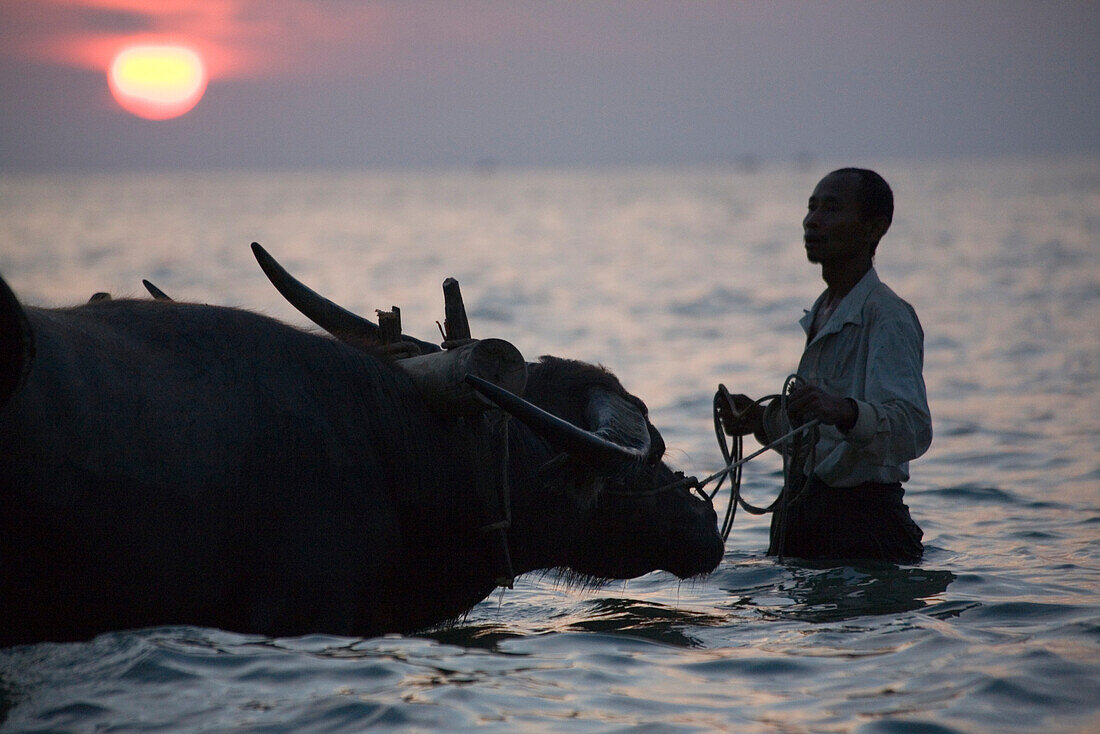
[845, 301, 933, 466]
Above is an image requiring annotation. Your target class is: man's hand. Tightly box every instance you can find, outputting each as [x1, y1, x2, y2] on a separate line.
[786, 382, 857, 432]
[715, 384, 764, 436]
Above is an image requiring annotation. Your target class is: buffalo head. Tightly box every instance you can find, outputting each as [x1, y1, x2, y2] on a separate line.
[486, 356, 724, 581]
[251, 244, 724, 583]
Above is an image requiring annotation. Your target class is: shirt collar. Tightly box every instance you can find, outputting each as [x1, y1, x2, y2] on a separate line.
[800, 267, 882, 338]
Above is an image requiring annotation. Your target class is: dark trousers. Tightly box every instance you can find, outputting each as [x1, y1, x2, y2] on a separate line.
[768, 476, 924, 564]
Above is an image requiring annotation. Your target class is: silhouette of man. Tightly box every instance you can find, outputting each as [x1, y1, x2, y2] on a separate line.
[719, 168, 932, 563]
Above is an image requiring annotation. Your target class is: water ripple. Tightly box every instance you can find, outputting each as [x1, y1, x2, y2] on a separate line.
[3, 161, 1100, 732]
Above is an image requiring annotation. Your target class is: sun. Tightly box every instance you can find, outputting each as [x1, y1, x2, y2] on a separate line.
[108, 44, 207, 121]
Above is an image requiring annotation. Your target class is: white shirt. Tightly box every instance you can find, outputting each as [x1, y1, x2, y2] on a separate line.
[762, 268, 932, 486]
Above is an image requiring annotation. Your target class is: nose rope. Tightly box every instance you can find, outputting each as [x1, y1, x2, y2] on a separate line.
[597, 377, 818, 530]
[597, 469, 707, 500]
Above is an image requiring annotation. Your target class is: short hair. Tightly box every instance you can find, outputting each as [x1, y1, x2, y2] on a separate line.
[828, 168, 893, 228]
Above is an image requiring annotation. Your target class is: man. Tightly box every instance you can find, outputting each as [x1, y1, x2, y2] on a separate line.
[719, 168, 932, 563]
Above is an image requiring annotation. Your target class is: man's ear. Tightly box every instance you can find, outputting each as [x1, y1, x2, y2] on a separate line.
[864, 215, 890, 244]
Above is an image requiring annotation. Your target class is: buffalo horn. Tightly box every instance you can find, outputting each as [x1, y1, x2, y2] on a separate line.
[142, 280, 172, 300]
[465, 373, 648, 474]
[251, 242, 440, 353]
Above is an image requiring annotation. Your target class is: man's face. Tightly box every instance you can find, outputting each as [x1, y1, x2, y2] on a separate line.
[802, 172, 873, 266]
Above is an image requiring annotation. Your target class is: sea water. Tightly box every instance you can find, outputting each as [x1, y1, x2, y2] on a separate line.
[1, 158, 1098, 732]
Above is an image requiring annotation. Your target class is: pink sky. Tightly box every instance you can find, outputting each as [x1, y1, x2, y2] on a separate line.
[2, 0, 388, 78]
[1, 1, 1096, 170]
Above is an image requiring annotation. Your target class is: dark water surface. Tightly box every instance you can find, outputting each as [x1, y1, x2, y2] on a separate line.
[1, 159, 1098, 732]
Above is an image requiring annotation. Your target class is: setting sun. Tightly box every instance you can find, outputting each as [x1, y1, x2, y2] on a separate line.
[108, 45, 207, 121]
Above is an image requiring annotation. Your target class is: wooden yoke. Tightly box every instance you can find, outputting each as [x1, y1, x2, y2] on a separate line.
[382, 278, 527, 416]
[400, 338, 525, 415]
[381, 277, 518, 583]
[442, 277, 472, 347]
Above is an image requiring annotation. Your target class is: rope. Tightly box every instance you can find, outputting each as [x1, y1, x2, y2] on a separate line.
[700, 375, 820, 543]
[584, 375, 819, 547]
[770, 377, 819, 556]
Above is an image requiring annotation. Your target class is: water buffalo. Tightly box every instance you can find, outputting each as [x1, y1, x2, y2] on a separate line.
[0, 247, 722, 646]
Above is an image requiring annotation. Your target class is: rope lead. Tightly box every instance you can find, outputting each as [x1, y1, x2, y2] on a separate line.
[704, 375, 819, 543]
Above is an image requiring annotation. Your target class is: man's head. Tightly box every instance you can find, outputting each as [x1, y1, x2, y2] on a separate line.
[803, 168, 893, 266]
[829, 168, 893, 230]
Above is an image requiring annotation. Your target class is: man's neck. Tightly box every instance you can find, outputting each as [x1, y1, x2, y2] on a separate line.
[821, 260, 872, 303]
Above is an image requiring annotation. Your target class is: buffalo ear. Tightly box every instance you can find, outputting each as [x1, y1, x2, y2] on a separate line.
[584, 389, 652, 457]
[465, 374, 649, 474]
[0, 274, 34, 410]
